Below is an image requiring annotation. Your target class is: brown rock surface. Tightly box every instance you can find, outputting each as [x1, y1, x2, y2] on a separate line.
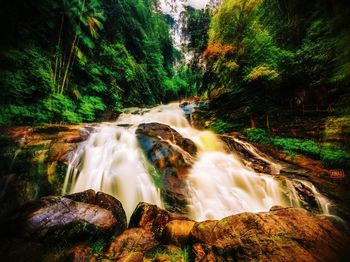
[12, 195, 122, 243]
[190, 206, 350, 261]
[65, 190, 127, 235]
[104, 228, 159, 261]
[129, 202, 190, 238]
[162, 220, 195, 246]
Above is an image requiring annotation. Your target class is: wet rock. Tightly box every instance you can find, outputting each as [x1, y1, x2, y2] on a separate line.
[104, 228, 159, 261]
[66, 190, 127, 235]
[0, 125, 90, 213]
[190, 207, 350, 261]
[290, 180, 320, 211]
[95, 191, 127, 235]
[136, 123, 197, 213]
[162, 220, 195, 246]
[129, 202, 190, 238]
[220, 135, 272, 174]
[11, 195, 121, 243]
[65, 189, 97, 204]
[136, 123, 197, 156]
[48, 142, 76, 163]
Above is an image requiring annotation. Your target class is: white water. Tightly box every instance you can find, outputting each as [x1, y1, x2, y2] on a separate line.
[63, 102, 331, 220]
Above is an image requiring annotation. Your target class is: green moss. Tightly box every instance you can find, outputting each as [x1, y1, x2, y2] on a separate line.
[245, 128, 350, 168]
[90, 238, 108, 255]
[144, 246, 190, 262]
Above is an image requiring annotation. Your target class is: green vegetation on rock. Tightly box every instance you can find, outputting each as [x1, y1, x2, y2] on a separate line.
[245, 128, 350, 168]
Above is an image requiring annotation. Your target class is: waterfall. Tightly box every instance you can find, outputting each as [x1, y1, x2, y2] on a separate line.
[157, 0, 221, 61]
[63, 102, 331, 220]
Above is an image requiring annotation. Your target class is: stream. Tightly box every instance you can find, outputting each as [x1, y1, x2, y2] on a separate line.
[63, 102, 330, 221]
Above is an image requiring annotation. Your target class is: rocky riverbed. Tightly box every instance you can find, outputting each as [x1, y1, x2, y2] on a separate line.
[1, 189, 349, 261]
[1, 103, 350, 261]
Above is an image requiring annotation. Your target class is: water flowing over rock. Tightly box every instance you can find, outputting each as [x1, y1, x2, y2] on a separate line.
[62, 102, 333, 222]
[136, 122, 197, 213]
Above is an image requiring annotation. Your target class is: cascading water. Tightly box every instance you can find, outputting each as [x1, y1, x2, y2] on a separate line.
[63, 102, 331, 221]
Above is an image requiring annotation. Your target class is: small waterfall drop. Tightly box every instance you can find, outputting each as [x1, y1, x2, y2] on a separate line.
[63, 102, 331, 220]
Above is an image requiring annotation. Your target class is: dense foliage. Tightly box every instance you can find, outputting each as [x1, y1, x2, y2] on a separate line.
[0, 0, 192, 124]
[201, 0, 350, 120]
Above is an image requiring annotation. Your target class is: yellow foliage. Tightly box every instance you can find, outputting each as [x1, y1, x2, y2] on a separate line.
[247, 65, 279, 81]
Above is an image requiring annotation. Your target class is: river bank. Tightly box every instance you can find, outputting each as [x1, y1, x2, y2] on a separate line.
[0, 102, 350, 261]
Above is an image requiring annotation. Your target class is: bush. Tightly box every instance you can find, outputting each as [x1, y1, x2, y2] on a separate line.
[245, 128, 350, 168]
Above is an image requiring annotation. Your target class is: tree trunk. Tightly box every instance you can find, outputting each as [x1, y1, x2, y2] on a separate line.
[250, 113, 256, 128]
[266, 113, 270, 130]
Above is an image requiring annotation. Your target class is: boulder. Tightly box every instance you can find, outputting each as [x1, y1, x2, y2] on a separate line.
[66, 190, 127, 235]
[162, 220, 195, 246]
[220, 135, 272, 174]
[9, 192, 126, 244]
[95, 191, 127, 235]
[190, 206, 350, 261]
[104, 228, 159, 261]
[129, 202, 190, 238]
[136, 123, 197, 156]
[136, 123, 197, 213]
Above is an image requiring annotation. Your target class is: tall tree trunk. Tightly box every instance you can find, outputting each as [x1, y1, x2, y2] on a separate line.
[266, 113, 270, 130]
[60, 33, 78, 94]
[250, 113, 256, 128]
[59, 0, 86, 94]
[54, 14, 65, 93]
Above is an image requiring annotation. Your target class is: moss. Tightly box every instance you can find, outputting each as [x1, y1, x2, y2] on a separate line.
[89, 238, 108, 255]
[144, 246, 190, 262]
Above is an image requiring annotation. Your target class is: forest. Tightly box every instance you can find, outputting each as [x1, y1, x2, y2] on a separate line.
[0, 0, 195, 124]
[1, 0, 349, 125]
[0, 0, 350, 261]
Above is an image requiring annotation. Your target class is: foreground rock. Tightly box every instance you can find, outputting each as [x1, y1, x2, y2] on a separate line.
[104, 228, 159, 261]
[0, 125, 90, 220]
[129, 202, 190, 238]
[5, 190, 126, 244]
[190, 206, 349, 261]
[136, 123, 197, 213]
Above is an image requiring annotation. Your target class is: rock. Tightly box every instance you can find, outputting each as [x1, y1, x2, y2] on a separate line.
[104, 228, 159, 261]
[129, 202, 190, 238]
[190, 207, 350, 261]
[136, 123, 197, 213]
[66, 190, 127, 235]
[162, 220, 195, 246]
[144, 245, 186, 262]
[136, 122, 197, 156]
[95, 191, 127, 235]
[12, 196, 120, 243]
[48, 142, 76, 163]
[64, 243, 96, 262]
[220, 135, 272, 174]
[65, 189, 97, 204]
